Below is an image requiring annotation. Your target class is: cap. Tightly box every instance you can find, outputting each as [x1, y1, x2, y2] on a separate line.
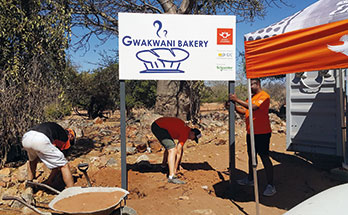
[191, 128, 202, 143]
[66, 128, 76, 147]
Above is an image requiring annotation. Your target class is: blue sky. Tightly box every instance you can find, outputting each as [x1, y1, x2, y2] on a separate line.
[67, 0, 318, 72]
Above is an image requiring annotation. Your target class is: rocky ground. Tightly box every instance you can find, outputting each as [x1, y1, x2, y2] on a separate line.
[0, 103, 344, 215]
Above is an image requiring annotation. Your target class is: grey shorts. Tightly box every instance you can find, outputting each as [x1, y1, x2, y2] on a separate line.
[151, 122, 175, 150]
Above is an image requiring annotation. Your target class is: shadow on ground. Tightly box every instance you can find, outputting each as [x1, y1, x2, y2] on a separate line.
[128, 161, 215, 174]
[213, 150, 344, 214]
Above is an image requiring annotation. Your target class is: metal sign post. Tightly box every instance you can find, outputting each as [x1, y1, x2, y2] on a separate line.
[228, 81, 236, 184]
[120, 80, 127, 192]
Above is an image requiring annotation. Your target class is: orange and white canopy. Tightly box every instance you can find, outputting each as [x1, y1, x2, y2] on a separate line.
[244, 0, 348, 79]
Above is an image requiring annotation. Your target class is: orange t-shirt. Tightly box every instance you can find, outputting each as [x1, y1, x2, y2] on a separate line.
[245, 90, 272, 134]
[155, 117, 191, 146]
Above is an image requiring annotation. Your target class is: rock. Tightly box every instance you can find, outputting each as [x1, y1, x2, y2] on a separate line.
[136, 155, 151, 170]
[148, 140, 162, 152]
[104, 146, 120, 154]
[0, 168, 11, 176]
[21, 187, 34, 206]
[0, 180, 6, 188]
[201, 185, 209, 190]
[101, 136, 113, 145]
[190, 209, 216, 215]
[106, 158, 117, 167]
[178, 195, 189, 200]
[135, 143, 147, 153]
[12, 165, 27, 182]
[136, 155, 150, 163]
[127, 147, 137, 155]
[114, 146, 137, 155]
[94, 117, 103, 124]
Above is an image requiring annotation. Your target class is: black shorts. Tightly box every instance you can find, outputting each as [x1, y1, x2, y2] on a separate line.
[151, 122, 175, 150]
[247, 133, 271, 156]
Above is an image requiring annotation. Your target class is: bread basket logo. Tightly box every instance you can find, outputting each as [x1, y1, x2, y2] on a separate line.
[136, 20, 190, 73]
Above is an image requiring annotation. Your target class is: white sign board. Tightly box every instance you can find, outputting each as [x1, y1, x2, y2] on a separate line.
[119, 13, 236, 81]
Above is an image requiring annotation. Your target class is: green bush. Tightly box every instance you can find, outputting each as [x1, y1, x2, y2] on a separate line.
[44, 101, 72, 121]
[201, 82, 228, 103]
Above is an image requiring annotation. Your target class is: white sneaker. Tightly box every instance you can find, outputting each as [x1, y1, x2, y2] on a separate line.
[263, 184, 276, 196]
[236, 177, 254, 186]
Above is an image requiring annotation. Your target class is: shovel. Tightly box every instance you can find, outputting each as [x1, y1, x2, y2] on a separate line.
[78, 163, 92, 187]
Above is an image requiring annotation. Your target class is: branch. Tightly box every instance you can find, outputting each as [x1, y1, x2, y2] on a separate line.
[157, 0, 177, 14]
[178, 0, 195, 14]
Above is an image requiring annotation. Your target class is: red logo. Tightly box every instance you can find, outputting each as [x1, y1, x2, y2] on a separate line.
[217, 28, 233, 45]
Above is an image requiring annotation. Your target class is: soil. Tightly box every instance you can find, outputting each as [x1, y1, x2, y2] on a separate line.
[53, 191, 125, 213]
[73, 130, 342, 215]
[0, 105, 344, 215]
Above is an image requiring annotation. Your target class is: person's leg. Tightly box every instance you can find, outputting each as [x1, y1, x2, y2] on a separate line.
[256, 133, 273, 185]
[167, 147, 176, 178]
[151, 122, 171, 170]
[46, 167, 59, 185]
[260, 154, 273, 185]
[162, 149, 168, 167]
[256, 133, 276, 196]
[60, 163, 74, 187]
[27, 158, 39, 181]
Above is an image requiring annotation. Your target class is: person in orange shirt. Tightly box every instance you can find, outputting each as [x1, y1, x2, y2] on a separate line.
[22, 122, 76, 188]
[228, 78, 276, 197]
[151, 117, 201, 184]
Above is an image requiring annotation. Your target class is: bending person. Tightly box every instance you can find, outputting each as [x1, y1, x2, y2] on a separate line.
[151, 117, 201, 184]
[22, 122, 76, 188]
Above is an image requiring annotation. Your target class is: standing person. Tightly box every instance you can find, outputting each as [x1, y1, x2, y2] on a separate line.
[228, 78, 276, 196]
[21, 122, 76, 188]
[151, 117, 201, 184]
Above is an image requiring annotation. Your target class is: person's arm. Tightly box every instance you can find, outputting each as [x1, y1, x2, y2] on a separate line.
[229, 93, 259, 110]
[235, 105, 247, 115]
[174, 143, 184, 174]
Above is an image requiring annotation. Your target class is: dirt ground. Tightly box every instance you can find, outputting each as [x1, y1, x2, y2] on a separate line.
[120, 133, 342, 215]
[0, 105, 345, 215]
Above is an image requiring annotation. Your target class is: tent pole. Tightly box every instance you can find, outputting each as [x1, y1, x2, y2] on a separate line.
[247, 78, 260, 215]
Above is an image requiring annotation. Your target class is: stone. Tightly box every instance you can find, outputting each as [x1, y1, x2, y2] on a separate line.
[0, 168, 11, 176]
[178, 195, 189, 200]
[136, 155, 150, 163]
[93, 117, 103, 124]
[148, 140, 162, 152]
[190, 209, 216, 215]
[106, 158, 117, 167]
[135, 143, 147, 153]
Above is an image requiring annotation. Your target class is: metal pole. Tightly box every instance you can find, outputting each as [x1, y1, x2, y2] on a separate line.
[120, 80, 128, 191]
[247, 78, 260, 215]
[228, 81, 236, 184]
[345, 69, 348, 168]
[340, 68, 348, 168]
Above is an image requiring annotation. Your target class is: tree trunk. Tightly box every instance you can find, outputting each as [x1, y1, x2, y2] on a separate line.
[155, 80, 191, 120]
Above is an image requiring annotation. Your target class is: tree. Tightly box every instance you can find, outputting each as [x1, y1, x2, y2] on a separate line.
[0, 0, 71, 165]
[66, 62, 120, 119]
[69, 0, 289, 120]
